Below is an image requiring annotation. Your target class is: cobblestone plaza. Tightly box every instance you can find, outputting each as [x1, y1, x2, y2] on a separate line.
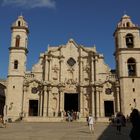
[0, 122, 131, 140]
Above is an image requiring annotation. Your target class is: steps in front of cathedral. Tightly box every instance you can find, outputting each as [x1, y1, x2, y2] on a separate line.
[22, 117, 110, 123]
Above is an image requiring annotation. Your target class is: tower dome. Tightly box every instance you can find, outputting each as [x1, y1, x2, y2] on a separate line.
[117, 14, 137, 28]
[11, 15, 29, 32]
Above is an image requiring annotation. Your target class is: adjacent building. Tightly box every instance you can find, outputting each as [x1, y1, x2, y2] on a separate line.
[0, 80, 6, 116]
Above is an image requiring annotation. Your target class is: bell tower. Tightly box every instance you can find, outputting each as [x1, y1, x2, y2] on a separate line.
[114, 14, 140, 116]
[6, 15, 29, 121]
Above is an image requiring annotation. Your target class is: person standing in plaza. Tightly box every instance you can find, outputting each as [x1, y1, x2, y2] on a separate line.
[88, 114, 94, 134]
[129, 109, 140, 140]
[116, 114, 122, 134]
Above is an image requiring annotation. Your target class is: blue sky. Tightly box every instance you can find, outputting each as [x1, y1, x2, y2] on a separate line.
[0, 0, 140, 79]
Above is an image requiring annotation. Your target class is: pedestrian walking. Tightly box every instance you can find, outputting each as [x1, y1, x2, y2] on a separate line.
[88, 114, 94, 134]
[116, 115, 122, 134]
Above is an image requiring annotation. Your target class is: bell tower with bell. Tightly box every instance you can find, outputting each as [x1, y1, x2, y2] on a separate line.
[114, 14, 140, 116]
[6, 15, 29, 121]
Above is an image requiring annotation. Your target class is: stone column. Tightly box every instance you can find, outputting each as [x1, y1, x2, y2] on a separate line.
[91, 87, 95, 117]
[80, 87, 84, 116]
[49, 58, 52, 81]
[22, 85, 26, 113]
[47, 86, 51, 116]
[47, 58, 52, 82]
[39, 92, 43, 116]
[46, 59, 50, 81]
[78, 48, 84, 84]
[59, 87, 64, 114]
[43, 86, 47, 117]
[92, 56, 97, 118]
[59, 57, 63, 82]
[116, 86, 120, 112]
[60, 91, 64, 113]
[96, 89, 99, 118]
[91, 57, 94, 84]
[80, 61, 83, 83]
[23, 85, 28, 117]
[96, 86, 102, 118]
[79, 48, 84, 116]
[98, 87, 102, 117]
[58, 88, 61, 115]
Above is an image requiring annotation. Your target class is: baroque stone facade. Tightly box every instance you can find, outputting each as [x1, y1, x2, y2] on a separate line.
[5, 14, 140, 122]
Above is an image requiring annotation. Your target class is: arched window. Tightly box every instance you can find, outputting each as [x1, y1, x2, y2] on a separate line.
[126, 22, 130, 27]
[18, 21, 21, 26]
[127, 58, 136, 76]
[15, 35, 20, 47]
[14, 60, 18, 69]
[126, 34, 134, 48]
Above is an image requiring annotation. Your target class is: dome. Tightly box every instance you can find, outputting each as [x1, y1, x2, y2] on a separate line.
[12, 15, 28, 28]
[117, 14, 136, 28]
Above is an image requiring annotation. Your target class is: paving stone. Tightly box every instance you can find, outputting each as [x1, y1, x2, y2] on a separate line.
[0, 122, 131, 140]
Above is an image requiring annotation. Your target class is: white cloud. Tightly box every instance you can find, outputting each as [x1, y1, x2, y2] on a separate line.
[2, 0, 56, 8]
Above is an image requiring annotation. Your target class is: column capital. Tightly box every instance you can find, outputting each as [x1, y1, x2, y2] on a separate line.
[96, 85, 103, 93]
[116, 87, 120, 93]
[43, 85, 47, 92]
[91, 87, 95, 92]
[59, 56, 64, 62]
[47, 57, 52, 62]
[23, 85, 28, 92]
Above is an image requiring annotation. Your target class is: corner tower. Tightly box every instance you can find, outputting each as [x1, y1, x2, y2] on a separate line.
[6, 16, 29, 121]
[114, 14, 140, 116]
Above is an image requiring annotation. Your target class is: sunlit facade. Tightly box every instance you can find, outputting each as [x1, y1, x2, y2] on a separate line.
[5, 15, 140, 122]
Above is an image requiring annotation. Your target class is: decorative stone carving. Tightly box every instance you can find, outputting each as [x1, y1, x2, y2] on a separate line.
[67, 57, 76, 67]
[31, 87, 38, 94]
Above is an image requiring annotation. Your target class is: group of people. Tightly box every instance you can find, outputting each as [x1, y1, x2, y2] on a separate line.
[65, 110, 80, 122]
[110, 109, 140, 139]
[1, 107, 140, 139]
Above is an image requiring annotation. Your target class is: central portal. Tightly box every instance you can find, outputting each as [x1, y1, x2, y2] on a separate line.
[29, 100, 38, 116]
[64, 93, 78, 112]
[104, 101, 114, 117]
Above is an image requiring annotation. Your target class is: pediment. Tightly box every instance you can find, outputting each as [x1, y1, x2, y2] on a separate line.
[24, 79, 43, 86]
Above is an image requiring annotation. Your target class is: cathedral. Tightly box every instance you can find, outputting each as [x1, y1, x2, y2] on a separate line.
[2, 14, 140, 122]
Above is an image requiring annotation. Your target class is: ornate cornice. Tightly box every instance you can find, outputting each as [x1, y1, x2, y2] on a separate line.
[119, 76, 140, 79]
[118, 48, 140, 51]
[11, 26, 29, 34]
[113, 27, 140, 36]
[114, 48, 140, 56]
[9, 47, 28, 54]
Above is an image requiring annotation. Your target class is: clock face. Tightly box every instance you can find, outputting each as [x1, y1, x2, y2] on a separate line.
[31, 87, 38, 94]
[67, 57, 76, 66]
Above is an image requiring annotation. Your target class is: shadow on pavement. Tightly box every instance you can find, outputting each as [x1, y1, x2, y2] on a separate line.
[97, 122, 131, 140]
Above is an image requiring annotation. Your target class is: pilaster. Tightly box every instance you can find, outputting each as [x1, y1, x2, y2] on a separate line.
[43, 85, 47, 117]
[79, 87, 84, 116]
[91, 87, 95, 117]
